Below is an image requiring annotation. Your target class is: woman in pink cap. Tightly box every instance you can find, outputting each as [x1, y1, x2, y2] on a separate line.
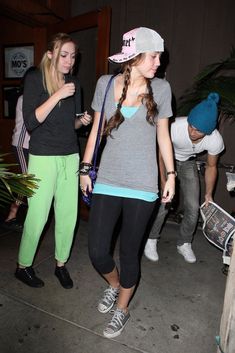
[80, 27, 175, 338]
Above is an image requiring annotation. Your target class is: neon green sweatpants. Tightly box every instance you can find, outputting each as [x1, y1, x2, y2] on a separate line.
[18, 153, 79, 267]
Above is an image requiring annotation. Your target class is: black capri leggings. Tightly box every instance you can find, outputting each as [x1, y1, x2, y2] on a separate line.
[88, 194, 155, 288]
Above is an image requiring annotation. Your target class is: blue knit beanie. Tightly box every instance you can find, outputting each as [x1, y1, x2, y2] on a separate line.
[187, 92, 220, 134]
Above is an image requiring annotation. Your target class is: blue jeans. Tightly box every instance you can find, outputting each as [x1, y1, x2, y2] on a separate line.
[149, 160, 200, 245]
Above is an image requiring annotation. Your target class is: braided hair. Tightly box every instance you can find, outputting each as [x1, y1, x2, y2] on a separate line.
[105, 53, 158, 137]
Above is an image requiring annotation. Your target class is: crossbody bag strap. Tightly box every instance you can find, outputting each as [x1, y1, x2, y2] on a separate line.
[92, 75, 115, 169]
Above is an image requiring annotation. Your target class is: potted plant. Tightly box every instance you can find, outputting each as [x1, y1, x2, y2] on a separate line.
[177, 47, 235, 121]
[0, 154, 38, 207]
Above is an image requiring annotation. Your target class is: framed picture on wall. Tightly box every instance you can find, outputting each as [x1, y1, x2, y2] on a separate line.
[2, 85, 21, 119]
[4, 44, 34, 79]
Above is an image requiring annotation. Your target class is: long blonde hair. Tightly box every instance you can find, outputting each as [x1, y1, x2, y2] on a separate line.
[40, 33, 77, 96]
[105, 54, 158, 137]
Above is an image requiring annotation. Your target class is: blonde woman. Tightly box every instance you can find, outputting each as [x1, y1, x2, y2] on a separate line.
[15, 33, 91, 289]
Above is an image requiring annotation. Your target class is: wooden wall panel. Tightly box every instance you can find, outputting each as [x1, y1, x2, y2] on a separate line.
[0, 16, 47, 162]
[166, 0, 206, 97]
[47, 0, 71, 19]
[0, 0, 234, 212]
[70, 0, 235, 214]
[71, 0, 235, 98]
[200, 0, 235, 68]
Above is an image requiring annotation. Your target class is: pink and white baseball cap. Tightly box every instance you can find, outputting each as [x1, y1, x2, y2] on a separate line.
[108, 27, 164, 63]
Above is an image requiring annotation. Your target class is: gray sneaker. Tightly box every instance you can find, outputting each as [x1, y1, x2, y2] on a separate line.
[103, 308, 130, 338]
[98, 286, 119, 313]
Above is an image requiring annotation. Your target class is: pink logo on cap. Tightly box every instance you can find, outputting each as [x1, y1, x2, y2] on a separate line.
[121, 28, 137, 55]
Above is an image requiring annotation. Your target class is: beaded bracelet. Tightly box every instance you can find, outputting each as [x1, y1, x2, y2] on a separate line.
[79, 162, 92, 175]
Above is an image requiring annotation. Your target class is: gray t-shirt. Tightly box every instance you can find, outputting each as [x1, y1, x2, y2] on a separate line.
[91, 74, 172, 195]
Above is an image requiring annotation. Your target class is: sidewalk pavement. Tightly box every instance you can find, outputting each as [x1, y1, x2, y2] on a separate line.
[0, 215, 226, 353]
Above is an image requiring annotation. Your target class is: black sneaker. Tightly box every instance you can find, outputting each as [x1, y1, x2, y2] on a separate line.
[54, 266, 73, 289]
[15, 267, 44, 288]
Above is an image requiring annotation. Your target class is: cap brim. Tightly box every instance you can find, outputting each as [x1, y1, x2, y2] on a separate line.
[108, 52, 139, 63]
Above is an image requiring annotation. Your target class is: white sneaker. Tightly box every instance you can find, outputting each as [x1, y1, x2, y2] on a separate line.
[177, 243, 196, 263]
[144, 239, 159, 262]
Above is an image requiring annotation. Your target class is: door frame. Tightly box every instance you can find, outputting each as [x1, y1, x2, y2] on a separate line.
[47, 6, 111, 79]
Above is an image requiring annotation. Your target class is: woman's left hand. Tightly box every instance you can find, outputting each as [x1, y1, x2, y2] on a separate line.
[161, 176, 175, 203]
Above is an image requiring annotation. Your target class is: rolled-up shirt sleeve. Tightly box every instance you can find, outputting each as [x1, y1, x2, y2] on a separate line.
[23, 70, 45, 132]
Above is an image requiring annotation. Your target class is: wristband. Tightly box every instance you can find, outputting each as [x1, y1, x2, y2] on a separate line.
[79, 162, 92, 175]
[167, 171, 177, 177]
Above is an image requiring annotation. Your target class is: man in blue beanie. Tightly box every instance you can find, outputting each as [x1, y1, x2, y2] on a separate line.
[144, 93, 224, 263]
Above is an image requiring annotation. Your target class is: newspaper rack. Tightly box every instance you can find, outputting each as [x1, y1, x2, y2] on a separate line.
[200, 201, 235, 264]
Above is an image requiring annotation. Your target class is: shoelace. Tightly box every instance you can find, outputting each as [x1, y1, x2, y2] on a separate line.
[102, 287, 119, 305]
[25, 267, 34, 279]
[108, 309, 125, 329]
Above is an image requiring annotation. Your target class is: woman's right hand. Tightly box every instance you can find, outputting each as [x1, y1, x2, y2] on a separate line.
[58, 83, 76, 99]
[80, 175, 92, 196]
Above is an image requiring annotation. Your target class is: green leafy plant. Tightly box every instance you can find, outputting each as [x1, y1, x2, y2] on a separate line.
[177, 47, 235, 120]
[0, 154, 39, 206]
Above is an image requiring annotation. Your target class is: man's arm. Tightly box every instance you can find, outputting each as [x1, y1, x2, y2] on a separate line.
[204, 153, 219, 204]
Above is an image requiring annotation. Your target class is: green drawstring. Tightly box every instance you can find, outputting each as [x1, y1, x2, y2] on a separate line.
[61, 157, 67, 180]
